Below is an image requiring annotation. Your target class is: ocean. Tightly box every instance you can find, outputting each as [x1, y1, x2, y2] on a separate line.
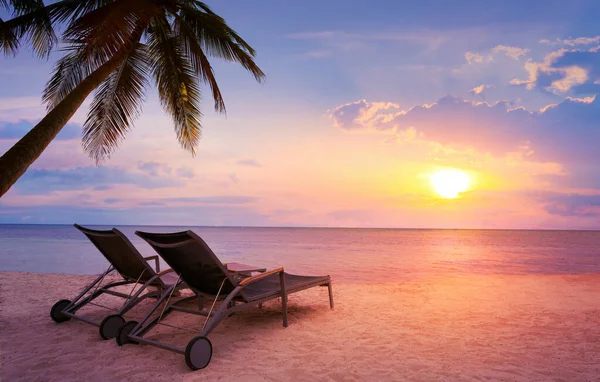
[1, 224, 600, 283]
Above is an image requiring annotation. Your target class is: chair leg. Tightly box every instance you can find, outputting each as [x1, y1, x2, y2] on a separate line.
[197, 295, 204, 310]
[327, 281, 334, 309]
[279, 272, 288, 328]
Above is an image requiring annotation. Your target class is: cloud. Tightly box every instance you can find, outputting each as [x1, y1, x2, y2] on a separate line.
[510, 48, 598, 93]
[296, 50, 333, 59]
[149, 196, 258, 205]
[138, 201, 165, 207]
[550, 50, 600, 89]
[285, 30, 449, 52]
[468, 84, 494, 95]
[137, 161, 172, 176]
[229, 174, 239, 184]
[492, 45, 529, 60]
[330, 99, 401, 131]
[104, 198, 120, 204]
[548, 66, 588, 93]
[0, 96, 45, 123]
[0, 203, 270, 226]
[175, 167, 195, 178]
[566, 95, 596, 103]
[0, 138, 91, 171]
[539, 193, 600, 217]
[465, 52, 492, 64]
[236, 159, 262, 167]
[332, 95, 532, 153]
[0, 121, 80, 140]
[540, 36, 600, 47]
[329, 95, 600, 177]
[13, 166, 183, 195]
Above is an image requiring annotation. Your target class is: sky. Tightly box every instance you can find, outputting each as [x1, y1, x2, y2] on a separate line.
[2, 0, 600, 229]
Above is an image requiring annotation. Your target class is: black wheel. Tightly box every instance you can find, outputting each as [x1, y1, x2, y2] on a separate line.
[185, 336, 213, 370]
[99, 314, 125, 340]
[50, 299, 71, 323]
[116, 320, 138, 346]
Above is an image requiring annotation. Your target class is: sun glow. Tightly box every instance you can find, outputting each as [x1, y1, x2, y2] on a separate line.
[429, 169, 471, 199]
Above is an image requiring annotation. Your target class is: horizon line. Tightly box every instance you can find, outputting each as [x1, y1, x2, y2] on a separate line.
[0, 223, 598, 232]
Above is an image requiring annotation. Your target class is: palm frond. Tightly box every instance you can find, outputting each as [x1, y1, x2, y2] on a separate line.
[48, 0, 114, 24]
[0, 17, 19, 55]
[147, 15, 202, 154]
[182, 1, 216, 15]
[42, 47, 98, 110]
[173, 12, 225, 113]
[175, 4, 265, 82]
[82, 45, 150, 163]
[63, 0, 160, 66]
[6, 0, 56, 57]
[1, 0, 67, 55]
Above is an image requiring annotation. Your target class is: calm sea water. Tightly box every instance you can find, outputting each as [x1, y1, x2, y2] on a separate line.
[1, 224, 600, 283]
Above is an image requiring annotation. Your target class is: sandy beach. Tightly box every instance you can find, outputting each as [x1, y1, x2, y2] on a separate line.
[1, 271, 599, 381]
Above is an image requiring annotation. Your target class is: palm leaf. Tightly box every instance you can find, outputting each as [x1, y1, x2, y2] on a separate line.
[82, 45, 150, 163]
[0, 0, 56, 57]
[173, 12, 225, 113]
[175, 4, 265, 82]
[147, 14, 202, 154]
[42, 47, 97, 110]
[49, 0, 114, 23]
[0, 16, 19, 54]
[179, 1, 216, 15]
[63, 0, 160, 66]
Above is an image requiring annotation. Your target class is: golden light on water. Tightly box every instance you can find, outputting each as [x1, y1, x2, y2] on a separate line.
[429, 169, 471, 198]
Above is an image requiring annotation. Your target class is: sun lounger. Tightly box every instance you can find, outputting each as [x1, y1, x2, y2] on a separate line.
[49, 224, 184, 340]
[115, 229, 333, 370]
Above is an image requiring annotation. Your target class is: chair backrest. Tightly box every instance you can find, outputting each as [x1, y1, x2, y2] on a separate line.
[135, 230, 242, 298]
[74, 224, 162, 286]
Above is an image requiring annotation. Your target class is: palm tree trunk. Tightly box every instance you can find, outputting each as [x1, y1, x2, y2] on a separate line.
[0, 53, 127, 198]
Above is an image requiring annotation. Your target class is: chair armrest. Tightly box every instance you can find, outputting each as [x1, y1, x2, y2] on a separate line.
[144, 255, 160, 272]
[156, 268, 174, 277]
[238, 267, 284, 286]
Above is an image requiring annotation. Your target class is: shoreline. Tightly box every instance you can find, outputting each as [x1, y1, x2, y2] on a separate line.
[2, 271, 600, 381]
[4, 270, 600, 284]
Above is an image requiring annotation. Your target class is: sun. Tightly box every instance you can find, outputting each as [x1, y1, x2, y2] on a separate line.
[429, 169, 471, 199]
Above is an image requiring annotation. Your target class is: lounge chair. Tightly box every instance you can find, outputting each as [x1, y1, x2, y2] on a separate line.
[115, 230, 334, 370]
[49, 224, 184, 340]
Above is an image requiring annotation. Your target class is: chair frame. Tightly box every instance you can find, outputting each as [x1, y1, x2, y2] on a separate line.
[50, 225, 183, 340]
[118, 231, 333, 370]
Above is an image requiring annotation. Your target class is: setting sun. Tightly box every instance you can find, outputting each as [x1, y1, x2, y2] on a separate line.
[430, 169, 471, 199]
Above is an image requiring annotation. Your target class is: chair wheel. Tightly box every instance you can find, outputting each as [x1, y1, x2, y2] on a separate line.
[50, 299, 71, 323]
[116, 320, 138, 346]
[185, 336, 212, 370]
[99, 314, 125, 340]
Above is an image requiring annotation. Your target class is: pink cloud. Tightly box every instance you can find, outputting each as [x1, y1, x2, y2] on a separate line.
[510, 49, 589, 92]
[330, 99, 401, 130]
[468, 84, 494, 95]
[329, 95, 600, 173]
[492, 45, 529, 60]
[464, 52, 492, 64]
[540, 36, 600, 46]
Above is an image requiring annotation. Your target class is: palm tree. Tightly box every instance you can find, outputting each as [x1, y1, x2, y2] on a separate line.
[0, 0, 264, 197]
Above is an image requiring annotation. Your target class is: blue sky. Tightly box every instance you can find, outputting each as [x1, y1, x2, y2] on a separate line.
[2, 0, 600, 228]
